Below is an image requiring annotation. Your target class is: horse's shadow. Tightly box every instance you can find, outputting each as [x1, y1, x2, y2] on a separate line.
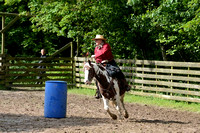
[0, 113, 111, 132]
[129, 118, 188, 125]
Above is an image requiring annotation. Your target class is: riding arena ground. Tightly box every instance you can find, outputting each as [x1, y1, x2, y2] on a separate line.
[0, 90, 200, 133]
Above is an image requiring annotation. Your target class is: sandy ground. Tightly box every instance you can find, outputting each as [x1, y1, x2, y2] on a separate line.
[0, 90, 200, 133]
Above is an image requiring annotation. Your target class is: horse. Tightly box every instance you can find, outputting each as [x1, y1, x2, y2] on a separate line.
[84, 60, 129, 120]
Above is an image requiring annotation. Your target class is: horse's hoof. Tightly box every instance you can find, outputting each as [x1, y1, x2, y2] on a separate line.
[111, 114, 117, 120]
[124, 112, 129, 118]
[124, 114, 129, 119]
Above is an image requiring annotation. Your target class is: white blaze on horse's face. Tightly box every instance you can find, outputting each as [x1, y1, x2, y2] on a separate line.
[84, 62, 92, 85]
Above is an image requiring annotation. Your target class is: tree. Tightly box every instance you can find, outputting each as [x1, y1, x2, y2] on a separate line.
[0, 0, 71, 57]
[128, 0, 200, 61]
[1, 0, 200, 61]
[28, 0, 137, 58]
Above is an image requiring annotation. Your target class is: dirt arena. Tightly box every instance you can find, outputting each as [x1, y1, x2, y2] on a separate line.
[0, 90, 200, 133]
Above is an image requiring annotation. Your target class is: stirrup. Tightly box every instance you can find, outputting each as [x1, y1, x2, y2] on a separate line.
[126, 85, 131, 91]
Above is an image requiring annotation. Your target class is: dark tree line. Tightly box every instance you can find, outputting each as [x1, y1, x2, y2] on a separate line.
[0, 0, 200, 61]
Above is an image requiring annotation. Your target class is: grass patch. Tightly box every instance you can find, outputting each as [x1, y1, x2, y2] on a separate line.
[1, 86, 199, 113]
[68, 87, 96, 96]
[68, 88, 200, 113]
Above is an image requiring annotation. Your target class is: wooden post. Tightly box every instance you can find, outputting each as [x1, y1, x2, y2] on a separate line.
[1, 15, 20, 54]
[1, 16, 20, 34]
[187, 67, 190, 98]
[141, 63, 144, 93]
[2, 15, 5, 54]
[0, 12, 32, 54]
[71, 42, 73, 58]
[155, 65, 158, 94]
[70, 42, 74, 86]
[5, 55, 9, 88]
[170, 66, 173, 96]
[76, 36, 79, 56]
[1, 16, 5, 87]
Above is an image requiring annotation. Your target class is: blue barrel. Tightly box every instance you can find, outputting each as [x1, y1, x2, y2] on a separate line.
[44, 81, 67, 118]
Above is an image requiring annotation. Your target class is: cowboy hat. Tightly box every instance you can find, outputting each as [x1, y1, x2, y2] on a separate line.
[92, 35, 107, 40]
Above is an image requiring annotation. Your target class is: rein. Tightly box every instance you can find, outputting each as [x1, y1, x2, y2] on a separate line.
[105, 78, 116, 95]
[96, 64, 116, 97]
[85, 62, 116, 98]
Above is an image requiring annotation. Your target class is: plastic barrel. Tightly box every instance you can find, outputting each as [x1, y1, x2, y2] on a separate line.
[44, 80, 67, 118]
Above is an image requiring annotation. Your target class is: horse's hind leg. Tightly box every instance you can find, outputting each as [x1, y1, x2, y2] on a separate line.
[102, 96, 117, 120]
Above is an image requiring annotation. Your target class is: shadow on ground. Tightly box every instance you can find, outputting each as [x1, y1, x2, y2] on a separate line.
[0, 113, 110, 132]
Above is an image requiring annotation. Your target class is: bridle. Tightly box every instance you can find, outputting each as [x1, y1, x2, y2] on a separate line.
[94, 64, 117, 98]
[84, 62, 116, 98]
[84, 63, 96, 80]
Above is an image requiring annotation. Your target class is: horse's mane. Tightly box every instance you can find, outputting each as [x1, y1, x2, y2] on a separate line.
[91, 62, 107, 74]
[84, 61, 108, 77]
[84, 61, 122, 99]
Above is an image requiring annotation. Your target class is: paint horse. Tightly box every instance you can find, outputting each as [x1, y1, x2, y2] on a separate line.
[84, 60, 129, 120]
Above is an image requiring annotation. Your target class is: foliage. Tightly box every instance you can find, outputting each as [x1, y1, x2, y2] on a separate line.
[128, 0, 200, 61]
[0, 0, 70, 57]
[28, 0, 136, 59]
[1, 0, 200, 61]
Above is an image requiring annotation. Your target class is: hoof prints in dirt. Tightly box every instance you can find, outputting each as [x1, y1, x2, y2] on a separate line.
[0, 91, 200, 133]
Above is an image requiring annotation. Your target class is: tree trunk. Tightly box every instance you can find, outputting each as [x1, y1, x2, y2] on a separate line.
[160, 45, 167, 61]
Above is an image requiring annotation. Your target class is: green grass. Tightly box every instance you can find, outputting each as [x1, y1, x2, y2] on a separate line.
[68, 87, 200, 113]
[68, 87, 96, 96]
[1, 86, 200, 113]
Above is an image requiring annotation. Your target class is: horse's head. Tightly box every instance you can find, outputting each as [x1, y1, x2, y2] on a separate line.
[84, 60, 95, 85]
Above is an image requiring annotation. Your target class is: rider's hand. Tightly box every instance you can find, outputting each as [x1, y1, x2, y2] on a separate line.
[91, 55, 95, 58]
[101, 60, 108, 64]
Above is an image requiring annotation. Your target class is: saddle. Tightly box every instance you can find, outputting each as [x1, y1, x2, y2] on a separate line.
[105, 64, 122, 79]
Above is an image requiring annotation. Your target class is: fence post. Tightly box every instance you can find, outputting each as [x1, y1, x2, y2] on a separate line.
[71, 42, 75, 87]
[141, 63, 144, 93]
[155, 65, 158, 94]
[0, 54, 6, 87]
[170, 66, 173, 96]
[4, 55, 9, 88]
[134, 60, 137, 91]
[76, 36, 79, 56]
[187, 67, 190, 98]
[71, 42, 73, 58]
[1, 16, 5, 54]
[72, 57, 76, 88]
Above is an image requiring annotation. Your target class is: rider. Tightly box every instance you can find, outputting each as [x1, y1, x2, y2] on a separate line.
[91, 35, 131, 99]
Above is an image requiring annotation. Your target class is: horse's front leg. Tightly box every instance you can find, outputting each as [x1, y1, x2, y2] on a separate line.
[115, 95, 124, 120]
[120, 94, 129, 118]
[102, 96, 117, 120]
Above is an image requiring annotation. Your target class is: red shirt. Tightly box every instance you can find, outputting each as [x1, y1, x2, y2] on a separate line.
[94, 43, 114, 63]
